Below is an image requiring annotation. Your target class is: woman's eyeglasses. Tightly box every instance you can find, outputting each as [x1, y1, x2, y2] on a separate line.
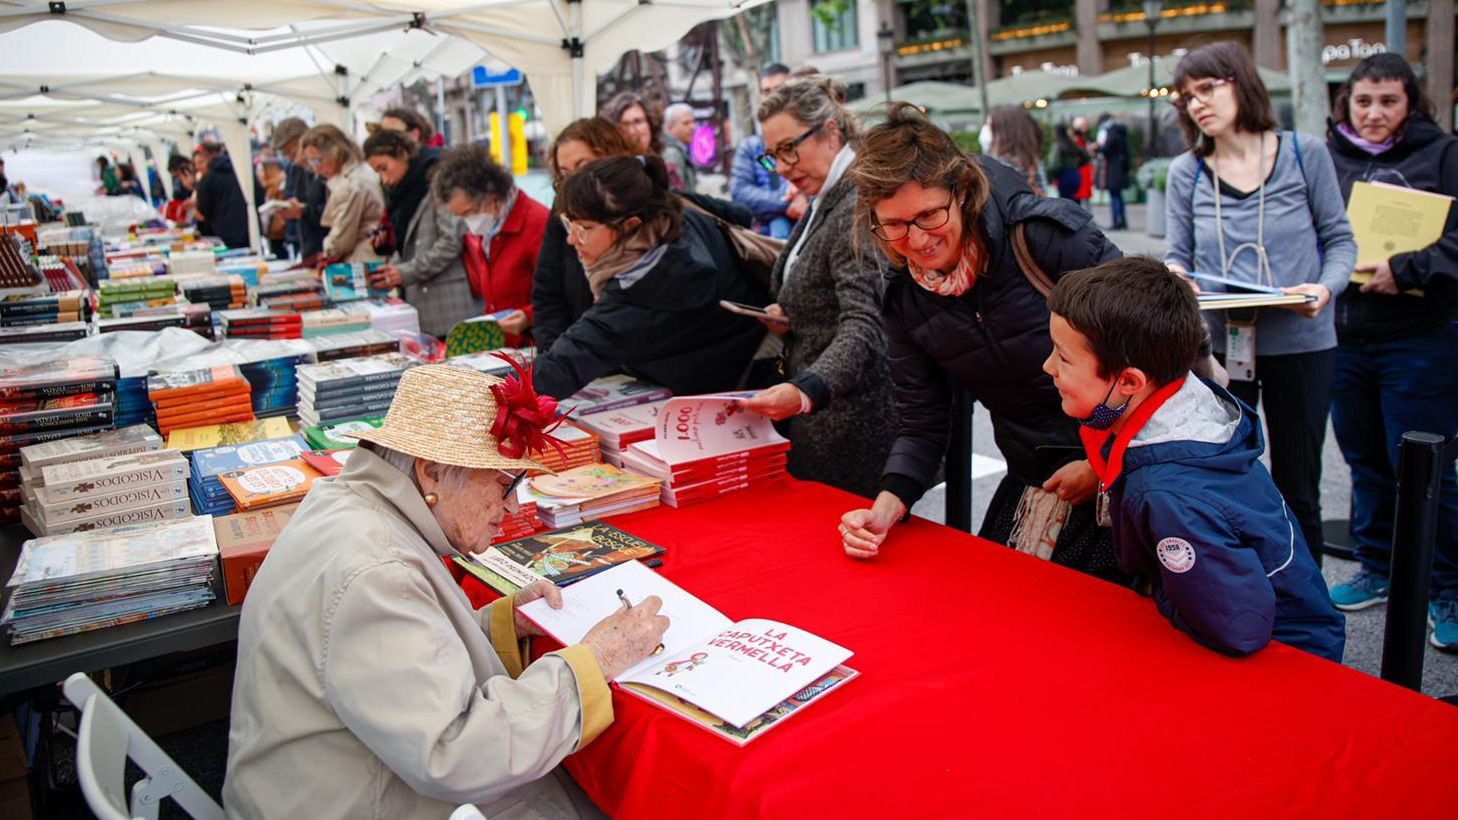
[756, 122, 823, 173]
[869, 187, 958, 241]
[502, 470, 526, 499]
[305, 156, 323, 167]
[1171, 77, 1233, 112]
[558, 214, 616, 242]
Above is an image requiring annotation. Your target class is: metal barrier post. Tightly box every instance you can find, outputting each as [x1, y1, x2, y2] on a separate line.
[1380, 431, 1444, 690]
[945, 390, 973, 533]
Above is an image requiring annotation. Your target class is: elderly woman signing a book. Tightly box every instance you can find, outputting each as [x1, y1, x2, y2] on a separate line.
[224, 360, 668, 820]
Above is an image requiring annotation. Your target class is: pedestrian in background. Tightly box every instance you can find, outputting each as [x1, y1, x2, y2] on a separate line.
[1096, 113, 1131, 230]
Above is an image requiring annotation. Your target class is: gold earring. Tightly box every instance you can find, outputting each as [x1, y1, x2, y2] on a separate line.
[424, 492, 438, 508]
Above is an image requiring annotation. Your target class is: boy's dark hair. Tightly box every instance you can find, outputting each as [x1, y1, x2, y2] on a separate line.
[1172, 41, 1276, 157]
[1050, 256, 1204, 385]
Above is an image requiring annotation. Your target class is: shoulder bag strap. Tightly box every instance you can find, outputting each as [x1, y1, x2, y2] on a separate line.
[1011, 222, 1057, 302]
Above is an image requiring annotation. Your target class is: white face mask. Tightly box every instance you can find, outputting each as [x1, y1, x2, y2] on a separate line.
[979, 123, 995, 154]
[463, 212, 494, 236]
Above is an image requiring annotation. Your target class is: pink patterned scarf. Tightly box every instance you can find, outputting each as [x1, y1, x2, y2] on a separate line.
[906, 235, 985, 297]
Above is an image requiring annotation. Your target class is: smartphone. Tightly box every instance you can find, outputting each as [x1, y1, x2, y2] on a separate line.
[719, 300, 787, 323]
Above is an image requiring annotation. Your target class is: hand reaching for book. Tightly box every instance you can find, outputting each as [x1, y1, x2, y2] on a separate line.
[511, 581, 564, 639]
[582, 596, 670, 679]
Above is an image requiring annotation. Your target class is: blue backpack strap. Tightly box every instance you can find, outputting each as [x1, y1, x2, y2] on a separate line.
[1287, 130, 1323, 254]
[1190, 157, 1203, 258]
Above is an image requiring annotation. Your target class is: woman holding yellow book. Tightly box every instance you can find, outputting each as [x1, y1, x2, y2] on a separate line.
[1324, 53, 1458, 651]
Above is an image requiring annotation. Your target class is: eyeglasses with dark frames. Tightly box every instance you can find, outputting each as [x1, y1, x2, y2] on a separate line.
[868, 186, 958, 242]
[756, 122, 824, 173]
[502, 470, 527, 499]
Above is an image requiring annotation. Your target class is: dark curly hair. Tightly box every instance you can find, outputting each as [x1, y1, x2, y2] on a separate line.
[431, 144, 515, 207]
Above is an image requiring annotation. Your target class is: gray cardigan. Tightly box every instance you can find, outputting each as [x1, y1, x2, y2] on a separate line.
[393, 201, 484, 339]
[771, 176, 898, 499]
[1164, 131, 1357, 356]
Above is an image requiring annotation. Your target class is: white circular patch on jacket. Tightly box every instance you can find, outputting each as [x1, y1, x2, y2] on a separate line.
[1156, 537, 1197, 574]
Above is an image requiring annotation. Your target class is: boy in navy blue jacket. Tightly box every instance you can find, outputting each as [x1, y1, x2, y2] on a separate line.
[1043, 258, 1345, 661]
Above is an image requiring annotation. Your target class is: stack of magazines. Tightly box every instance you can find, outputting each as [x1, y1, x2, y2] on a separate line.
[147, 365, 255, 437]
[20, 448, 190, 536]
[525, 463, 662, 528]
[1, 515, 219, 645]
[188, 434, 308, 517]
[620, 396, 790, 508]
[296, 353, 419, 429]
[571, 400, 666, 467]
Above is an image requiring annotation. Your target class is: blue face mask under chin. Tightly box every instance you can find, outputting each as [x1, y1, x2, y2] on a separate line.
[1079, 381, 1131, 431]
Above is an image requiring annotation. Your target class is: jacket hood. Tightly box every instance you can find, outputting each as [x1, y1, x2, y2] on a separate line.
[1122, 377, 1254, 476]
[882, 155, 1095, 284]
[1326, 114, 1447, 163]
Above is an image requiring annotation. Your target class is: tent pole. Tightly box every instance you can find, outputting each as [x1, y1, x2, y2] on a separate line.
[568, 0, 587, 119]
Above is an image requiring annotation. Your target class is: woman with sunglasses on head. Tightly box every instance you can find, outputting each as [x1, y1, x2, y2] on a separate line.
[531, 155, 765, 399]
[1322, 54, 1458, 648]
[737, 76, 899, 499]
[301, 124, 386, 264]
[838, 102, 1128, 584]
[1163, 42, 1356, 568]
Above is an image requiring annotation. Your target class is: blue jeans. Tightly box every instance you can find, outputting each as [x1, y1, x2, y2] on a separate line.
[1108, 190, 1126, 228]
[1331, 322, 1458, 600]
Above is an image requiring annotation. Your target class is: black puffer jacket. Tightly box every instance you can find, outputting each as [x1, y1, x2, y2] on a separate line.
[1327, 116, 1458, 343]
[195, 154, 251, 250]
[881, 156, 1120, 506]
[532, 209, 766, 399]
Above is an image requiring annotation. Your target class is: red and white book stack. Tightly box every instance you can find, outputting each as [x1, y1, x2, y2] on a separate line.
[494, 485, 541, 543]
[620, 395, 790, 508]
[536, 421, 602, 473]
[570, 400, 665, 467]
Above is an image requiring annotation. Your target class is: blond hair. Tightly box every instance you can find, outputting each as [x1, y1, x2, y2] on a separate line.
[756, 75, 859, 146]
[847, 102, 990, 267]
[300, 124, 362, 168]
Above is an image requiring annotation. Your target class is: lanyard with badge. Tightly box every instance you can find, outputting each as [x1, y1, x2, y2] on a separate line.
[1210, 132, 1272, 384]
[1079, 376, 1187, 527]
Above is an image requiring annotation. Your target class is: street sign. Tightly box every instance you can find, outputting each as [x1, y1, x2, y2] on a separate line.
[472, 66, 524, 88]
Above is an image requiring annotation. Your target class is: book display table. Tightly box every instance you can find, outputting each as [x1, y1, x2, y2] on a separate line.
[555, 479, 1458, 818]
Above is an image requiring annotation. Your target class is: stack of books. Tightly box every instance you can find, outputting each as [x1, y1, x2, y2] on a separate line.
[147, 365, 255, 437]
[571, 401, 666, 467]
[97, 277, 176, 318]
[342, 298, 419, 336]
[296, 353, 419, 429]
[620, 396, 790, 508]
[444, 349, 524, 378]
[322, 262, 388, 303]
[259, 291, 328, 312]
[99, 314, 188, 334]
[252, 270, 325, 310]
[524, 464, 662, 529]
[307, 329, 399, 362]
[189, 434, 308, 517]
[177, 274, 246, 311]
[217, 458, 324, 512]
[302, 417, 383, 450]
[20, 449, 190, 536]
[536, 422, 603, 473]
[219, 308, 303, 340]
[300, 308, 373, 339]
[164, 417, 294, 453]
[0, 322, 91, 345]
[17, 425, 164, 532]
[113, 376, 156, 428]
[568, 375, 672, 416]
[215, 503, 300, 605]
[0, 289, 90, 329]
[495, 485, 541, 542]
[238, 355, 308, 419]
[1, 515, 219, 645]
[0, 358, 120, 522]
[166, 250, 216, 276]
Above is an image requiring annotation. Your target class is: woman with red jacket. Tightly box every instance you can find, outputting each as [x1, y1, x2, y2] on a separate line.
[431, 145, 549, 347]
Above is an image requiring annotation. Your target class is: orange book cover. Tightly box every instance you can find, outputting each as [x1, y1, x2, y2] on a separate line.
[147, 365, 249, 402]
[217, 459, 323, 511]
[152, 383, 252, 411]
[216, 503, 301, 605]
[154, 392, 255, 420]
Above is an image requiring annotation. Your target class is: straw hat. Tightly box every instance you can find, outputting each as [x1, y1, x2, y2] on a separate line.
[348, 364, 554, 473]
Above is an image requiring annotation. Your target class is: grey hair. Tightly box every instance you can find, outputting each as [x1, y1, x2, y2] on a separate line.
[755, 74, 859, 145]
[431, 144, 515, 207]
[662, 103, 694, 132]
[364, 443, 476, 497]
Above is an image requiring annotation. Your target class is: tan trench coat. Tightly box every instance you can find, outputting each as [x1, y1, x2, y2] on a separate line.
[223, 447, 611, 819]
[320, 160, 385, 264]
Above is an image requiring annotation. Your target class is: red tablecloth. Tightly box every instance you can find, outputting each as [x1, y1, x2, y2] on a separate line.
[555, 478, 1458, 819]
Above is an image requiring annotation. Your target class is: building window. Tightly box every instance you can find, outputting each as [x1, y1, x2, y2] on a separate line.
[813, 2, 859, 54]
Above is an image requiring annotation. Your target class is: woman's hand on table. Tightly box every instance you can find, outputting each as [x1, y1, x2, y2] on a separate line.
[511, 580, 562, 640]
[1280, 283, 1331, 318]
[840, 492, 907, 560]
[582, 596, 670, 679]
[497, 309, 531, 336]
[369, 264, 404, 290]
[1041, 460, 1098, 505]
[1356, 260, 1399, 295]
[756, 303, 791, 336]
[739, 383, 805, 421]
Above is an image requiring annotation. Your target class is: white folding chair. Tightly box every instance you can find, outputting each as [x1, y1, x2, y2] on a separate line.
[61, 672, 225, 820]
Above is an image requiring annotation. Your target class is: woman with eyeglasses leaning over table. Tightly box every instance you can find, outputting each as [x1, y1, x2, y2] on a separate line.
[837, 103, 1130, 584]
[1162, 42, 1356, 568]
[737, 75, 899, 500]
[530, 154, 766, 400]
[300, 124, 386, 264]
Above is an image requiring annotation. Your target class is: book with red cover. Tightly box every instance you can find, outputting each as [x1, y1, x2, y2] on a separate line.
[299, 449, 350, 477]
[147, 365, 250, 401]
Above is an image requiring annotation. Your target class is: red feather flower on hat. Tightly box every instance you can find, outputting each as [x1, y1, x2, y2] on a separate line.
[488, 352, 568, 461]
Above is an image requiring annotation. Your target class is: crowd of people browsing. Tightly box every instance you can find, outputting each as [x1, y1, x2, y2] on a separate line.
[218, 42, 1457, 820]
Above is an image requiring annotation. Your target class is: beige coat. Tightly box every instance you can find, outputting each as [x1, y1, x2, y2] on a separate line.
[320, 160, 385, 263]
[223, 448, 611, 820]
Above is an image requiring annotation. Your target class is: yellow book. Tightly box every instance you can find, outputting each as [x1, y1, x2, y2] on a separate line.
[1347, 181, 1454, 283]
[166, 417, 295, 452]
